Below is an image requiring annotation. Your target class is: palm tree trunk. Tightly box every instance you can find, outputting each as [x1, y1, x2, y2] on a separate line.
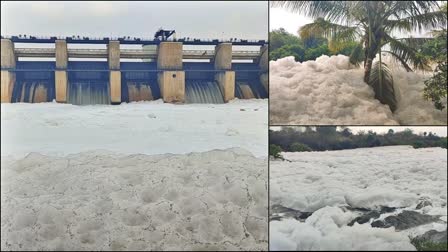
[364, 57, 373, 83]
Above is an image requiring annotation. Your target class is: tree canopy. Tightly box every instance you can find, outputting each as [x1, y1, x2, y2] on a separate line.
[270, 126, 447, 152]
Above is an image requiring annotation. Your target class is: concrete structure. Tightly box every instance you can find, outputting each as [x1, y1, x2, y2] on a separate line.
[214, 43, 235, 102]
[214, 43, 232, 70]
[0, 36, 267, 104]
[55, 40, 68, 102]
[215, 71, 235, 102]
[157, 42, 183, 70]
[158, 71, 185, 103]
[15, 47, 261, 60]
[1, 39, 16, 103]
[110, 71, 121, 104]
[108, 41, 120, 70]
[108, 41, 121, 104]
[258, 45, 268, 93]
[55, 71, 67, 102]
[157, 42, 185, 102]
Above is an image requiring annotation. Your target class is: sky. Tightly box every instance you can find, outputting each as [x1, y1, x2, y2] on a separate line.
[270, 126, 448, 137]
[1, 1, 268, 40]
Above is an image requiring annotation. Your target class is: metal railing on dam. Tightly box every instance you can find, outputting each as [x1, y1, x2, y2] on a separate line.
[14, 48, 261, 60]
[1, 35, 267, 46]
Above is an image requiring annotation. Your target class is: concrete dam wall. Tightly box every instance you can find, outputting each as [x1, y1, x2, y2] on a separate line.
[1, 38, 268, 105]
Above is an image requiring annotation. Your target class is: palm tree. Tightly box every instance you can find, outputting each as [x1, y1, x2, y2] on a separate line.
[272, 1, 446, 111]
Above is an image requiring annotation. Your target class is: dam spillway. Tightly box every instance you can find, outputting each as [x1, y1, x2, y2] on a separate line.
[1, 35, 268, 105]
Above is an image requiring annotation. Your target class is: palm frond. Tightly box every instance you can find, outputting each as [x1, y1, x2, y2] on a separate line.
[349, 41, 364, 66]
[368, 61, 397, 112]
[382, 50, 413, 72]
[386, 35, 432, 71]
[390, 11, 447, 33]
[271, 1, 353, 24]
[299, 18, 359, 52]
[386, 1, 440, 20]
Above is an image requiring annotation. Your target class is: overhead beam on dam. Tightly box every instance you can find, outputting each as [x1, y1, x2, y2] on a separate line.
[157, 42, 185, 103]
[14, 48, 262, 60]
[108, 41, 121, 104]
[55, 40, 68, 103]
[214, 43, 235, 102]
[259, 45, 268, 93]
[1, 39, 16, 103]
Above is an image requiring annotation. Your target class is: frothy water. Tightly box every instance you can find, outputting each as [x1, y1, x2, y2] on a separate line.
[185, 80, 224, 104]
[67, 81, 110, 105]
[270, 55, 447, 125]
[11, 82, 54, 103]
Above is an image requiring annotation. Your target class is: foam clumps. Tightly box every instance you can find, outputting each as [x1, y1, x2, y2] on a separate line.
[270, 146, 447, 250]
[270, 55, 447, 125]
[1, 149, 268, 251]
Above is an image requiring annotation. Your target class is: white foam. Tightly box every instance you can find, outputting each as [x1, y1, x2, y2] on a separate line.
[1, 149, 268, 250]
[270, 55, 447, 125]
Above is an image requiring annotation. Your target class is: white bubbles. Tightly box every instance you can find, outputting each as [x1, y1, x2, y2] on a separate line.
[270, 55, 447, 125]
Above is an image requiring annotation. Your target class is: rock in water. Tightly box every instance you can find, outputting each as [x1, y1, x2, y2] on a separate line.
[416, 199, 433, 209]
[270, 204, 313, 222]
[348, 210, 381, 226]
[414, 229, 447, 244]
[371, 210, 438, 230]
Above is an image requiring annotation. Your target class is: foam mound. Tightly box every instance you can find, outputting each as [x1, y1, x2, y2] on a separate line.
[270, 55, 447, 125]
[270, 146, 447, 250]
[1, 149, 268, 251]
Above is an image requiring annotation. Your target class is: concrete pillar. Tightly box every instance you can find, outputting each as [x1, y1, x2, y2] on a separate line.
[55, 71, 67, 102]
[110, 71, 121, 104]
[215, 71, 235, 103]
[1, 39, 16, 103]
[214, 43, 232, 70]
[55, 40, 68, 102]
[259, 44, 268, 93]
[214, 43, 235, 102]
[157, 42, 183, 70]
[260, 72, 268, 95]
[157, 42, 185, 103]
[158, 71, 185, 103]
[108, 41, 120, 70]
[108, 41, 121, 104]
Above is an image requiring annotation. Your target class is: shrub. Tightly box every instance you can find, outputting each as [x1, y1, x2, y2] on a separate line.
[289, 142, 312, 152]
[410, 237, 448, 251]
[412, 141, 425, 149]
[269, 144, 283, 159]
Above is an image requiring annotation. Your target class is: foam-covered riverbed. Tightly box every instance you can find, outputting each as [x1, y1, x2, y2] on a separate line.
[1, 99, 268, 158]
[270, 55, 447, 125]
[1, 149, 267, 250]
[270, 146, 447, 251]
[1, 99, 268, 250]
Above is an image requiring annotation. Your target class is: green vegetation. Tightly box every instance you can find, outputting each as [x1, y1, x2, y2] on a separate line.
[269, 144, 283, 159]
[272, 1, 447, 112]
[270, 126, 447, 152]
[411, 237, 448, 251]
[421, 27, 448, 110]
[289, 142, 312, 152]
[269, 28, 357, 62]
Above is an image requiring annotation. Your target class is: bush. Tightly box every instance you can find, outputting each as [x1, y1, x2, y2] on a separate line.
[270, 144, 283, 159]
[289, 142, 312, 152]
[438, 138, 447, 149]
[411, 237, 448, 251]
[412, 141, 425, 149]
